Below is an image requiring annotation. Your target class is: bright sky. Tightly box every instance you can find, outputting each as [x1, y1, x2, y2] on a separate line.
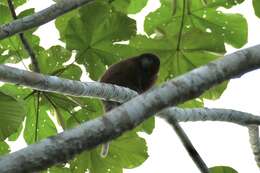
[10, 0, 260, 173]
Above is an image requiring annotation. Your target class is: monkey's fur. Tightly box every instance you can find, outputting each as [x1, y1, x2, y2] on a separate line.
[100, 53, 160, 157]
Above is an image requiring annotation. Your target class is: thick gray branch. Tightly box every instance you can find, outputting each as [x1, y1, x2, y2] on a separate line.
[161, 108, 260, 126]
[248, 125, 260, 168]
[1, 64, 259, 126]
[0, 45, 259, 172]
[0, 65, 138, 102]
[0, 0, 94, 40]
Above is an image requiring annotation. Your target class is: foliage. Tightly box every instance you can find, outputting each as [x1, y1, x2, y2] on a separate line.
[210, 166, 238, 173]
[0, 91, 25, 140]
[0, 0, 255, 172]
[253, 0, 260, 18]
[0, 141, 10, 156]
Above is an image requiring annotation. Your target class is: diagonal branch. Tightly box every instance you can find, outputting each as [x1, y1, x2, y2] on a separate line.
[160, 107, 260, 172]
[0, 44, 259, 172]
[6, 0, 40, 72]
[0, 0, 95, 40]
[165, 117, 209, 173]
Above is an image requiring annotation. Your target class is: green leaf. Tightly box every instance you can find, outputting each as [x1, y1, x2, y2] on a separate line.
[111, 0, 130, 13]
[24, 98, 57, 144]
[210, 166, 238, 173]
[64, 17, 89, 50]
[130, 35, 174, 52]
[0, 92, 25, 140]
[201, 81, 228, 100]
[106, 132, 148, 168]
[111, 0, 148, 14]
[55, 9, 79, 41]
[0, 83, 32, 101]
[144, 0, 173, 35]
[192, 9, 247, 48]
[191, 0, 244, 9]
[8, 124, 23, 141]
[253, 0, 260, 18]
[49, 166, 72, 173]
[136, 116, 155, 134]
[70, 132, 148, 173]
[63, 1, 136, 80]
[69, 151, 91, 173]
[28, 45, 81, 81]
[42, 95, 102, 129]
[0, 0, 28, 7]
[129, 28, 226, 102]
[127, 0, 148, 14]
[0, 141, 10, 156]
[179, 99, 204, 108]
[66, 99, 148, 172]
[66, 99, 103, 128]
[130, 29, 224, 82]
[18, 8, 34, 18]
[0, 5, 10, 24]
[79, 2, 135, 43]
[44, 94, 80, 114]
[59, 64, 82, 80]
[144, 1, 247, 48]
[0, 8, 40, 64]
[34, 45, 72, 74]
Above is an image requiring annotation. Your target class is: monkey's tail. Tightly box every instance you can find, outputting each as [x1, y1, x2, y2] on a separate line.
[100, 101, 119, 158]
[100, 143, 110, 158]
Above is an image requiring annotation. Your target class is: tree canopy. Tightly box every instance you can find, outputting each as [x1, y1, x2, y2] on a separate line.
[0, 0, 259, 173]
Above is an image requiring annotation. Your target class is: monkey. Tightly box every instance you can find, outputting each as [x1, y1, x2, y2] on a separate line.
[99, 53, 160, 157]
[99, 53, 207, 171]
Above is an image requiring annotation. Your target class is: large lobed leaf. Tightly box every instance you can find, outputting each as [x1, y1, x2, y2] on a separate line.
[0, 92, 25, 140]
[69, 131, 148, 173]
[253, 0, 260, 18]
[0, 8, 40, 63]
[0, 0, 28, 7]
[210, 166, 238, 173]
[144, 0, 247, 48]
[62, 1, 137, 80]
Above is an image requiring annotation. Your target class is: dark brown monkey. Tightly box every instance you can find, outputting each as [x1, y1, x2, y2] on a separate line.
[100, 53, 160, 157]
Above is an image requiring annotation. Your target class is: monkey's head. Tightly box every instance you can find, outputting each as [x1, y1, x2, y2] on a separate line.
[138, 53, 160, 77]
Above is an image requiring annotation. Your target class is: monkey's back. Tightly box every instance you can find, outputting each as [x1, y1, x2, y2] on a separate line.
[100, 58, 142, 92]
[100, 54, 160, 111]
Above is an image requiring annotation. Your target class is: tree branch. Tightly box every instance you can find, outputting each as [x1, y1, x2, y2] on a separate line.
[0, 45, 259, 172]
[6, 0, 40, 72]
[165, 117, 209, 173]
[248, 125, 260, 168]
[0, 0, 94, 40]
[0, 64, 138, 102]
[160, 107, 260, 126]
[161, 107, 260, 172]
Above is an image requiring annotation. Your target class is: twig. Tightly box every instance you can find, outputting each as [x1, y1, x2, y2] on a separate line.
[165, 117, 209, 173]
[7, 0, 40, 72]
